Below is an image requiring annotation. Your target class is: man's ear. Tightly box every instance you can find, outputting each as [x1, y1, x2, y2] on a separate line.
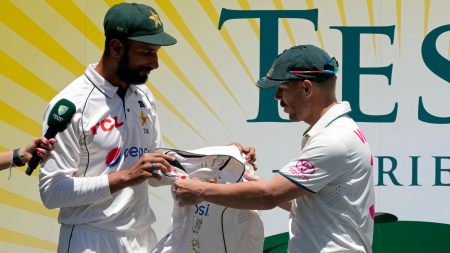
[303, 80, 313, 97]
[109, 39, 123, 58]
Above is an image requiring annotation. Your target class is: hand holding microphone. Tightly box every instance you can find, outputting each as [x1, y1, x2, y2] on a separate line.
[22, 137, 57, 164]
[25, 99, 76, 176]
[0, 137, 57, 172]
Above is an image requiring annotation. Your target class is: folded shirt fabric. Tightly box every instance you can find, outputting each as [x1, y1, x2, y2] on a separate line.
[149, 146, 264, 253]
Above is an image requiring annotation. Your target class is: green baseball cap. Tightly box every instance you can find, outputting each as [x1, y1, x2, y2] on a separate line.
[257, 45, 339, 89]
[104, 3, 177, 46]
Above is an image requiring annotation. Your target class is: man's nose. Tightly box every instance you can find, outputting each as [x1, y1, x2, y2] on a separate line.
[274, 87, 282, 100]
[149, 55, 159, 70]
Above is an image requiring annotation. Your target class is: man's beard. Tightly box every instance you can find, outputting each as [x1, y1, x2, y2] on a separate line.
[116, 51, 152, 85]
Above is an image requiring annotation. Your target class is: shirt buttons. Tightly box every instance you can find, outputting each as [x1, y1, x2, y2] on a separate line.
[127, 108, 130, 112]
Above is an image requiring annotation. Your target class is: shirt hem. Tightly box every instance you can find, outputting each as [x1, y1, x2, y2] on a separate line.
[278, 171, 316, 194]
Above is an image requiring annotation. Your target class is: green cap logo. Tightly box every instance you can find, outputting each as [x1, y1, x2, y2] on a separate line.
[58, 105, 69, 116]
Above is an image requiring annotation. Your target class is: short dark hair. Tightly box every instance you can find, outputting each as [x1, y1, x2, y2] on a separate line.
[104, 36, 133, 58]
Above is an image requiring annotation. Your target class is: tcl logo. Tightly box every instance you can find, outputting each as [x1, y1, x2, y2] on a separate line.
[91, 116, 124, 135]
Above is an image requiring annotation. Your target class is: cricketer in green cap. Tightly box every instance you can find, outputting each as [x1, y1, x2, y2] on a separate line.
[257, 44, 340, 122]
[37, 4, 258, 252]
[98, 2, 177, 88]
[173, 45, 375, 253]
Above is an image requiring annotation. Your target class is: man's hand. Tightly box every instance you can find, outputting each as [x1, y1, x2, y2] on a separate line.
[22, 137, 58, 164]
[173, 178, 205, 207]
[227, 142, 257, 165]
[108, 153, 175, 194]
[243, 171, 264, 182]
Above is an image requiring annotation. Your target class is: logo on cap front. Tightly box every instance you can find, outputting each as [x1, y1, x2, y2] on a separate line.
[267, 64, 274, 77]
[149, 10, 161, 28]
[58, 105, 69, 116]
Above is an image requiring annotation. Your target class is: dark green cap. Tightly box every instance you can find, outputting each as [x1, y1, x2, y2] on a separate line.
[257, 45, 336, 89]
[104, 3, 176, 46]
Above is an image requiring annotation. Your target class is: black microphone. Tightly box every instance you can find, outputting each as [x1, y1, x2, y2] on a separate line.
[25, 99, 76, 176]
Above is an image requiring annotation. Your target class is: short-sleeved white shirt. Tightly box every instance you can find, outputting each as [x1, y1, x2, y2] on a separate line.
[279, 102, 375, 253]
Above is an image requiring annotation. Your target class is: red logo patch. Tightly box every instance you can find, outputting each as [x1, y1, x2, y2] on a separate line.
[297, 159, 316, 174]
[91, 116, 124, 135]
[289, 159, 315, 182]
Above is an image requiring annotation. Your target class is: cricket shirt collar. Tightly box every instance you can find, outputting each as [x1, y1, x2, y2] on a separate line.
[304, 101, 352, 138]
[84, 63, 139, 99]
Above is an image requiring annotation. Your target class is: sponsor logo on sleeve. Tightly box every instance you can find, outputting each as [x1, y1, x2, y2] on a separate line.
[289, 159, 315, 182]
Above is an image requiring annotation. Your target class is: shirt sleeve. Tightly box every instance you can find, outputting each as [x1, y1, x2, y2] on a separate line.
[146, 88, 164, 152]
[278, 132, 350, 193]
[146, 88, 166, 187]
[39, 100, 112, 209]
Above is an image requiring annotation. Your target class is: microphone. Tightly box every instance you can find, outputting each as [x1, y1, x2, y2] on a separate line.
[25, 99, 76, 176]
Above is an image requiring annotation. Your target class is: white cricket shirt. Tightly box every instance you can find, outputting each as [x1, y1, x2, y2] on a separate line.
[150, 146, 264, 253]
[278, 102, 375, 253]
[40, 63, 163, 232]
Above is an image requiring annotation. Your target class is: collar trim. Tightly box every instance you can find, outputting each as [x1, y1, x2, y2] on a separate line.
[84, 74, 111, 99]
[83, 64, 139, 99]
[305, 102, 351, 138]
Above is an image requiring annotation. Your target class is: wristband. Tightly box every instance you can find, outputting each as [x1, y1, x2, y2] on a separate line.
[13, 148, 25, 167]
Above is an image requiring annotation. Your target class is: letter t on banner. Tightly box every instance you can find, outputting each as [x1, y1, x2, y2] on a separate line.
[218, 9, 318, 122]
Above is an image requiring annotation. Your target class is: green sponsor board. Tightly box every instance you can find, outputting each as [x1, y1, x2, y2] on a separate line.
[263, 219, 450, 252]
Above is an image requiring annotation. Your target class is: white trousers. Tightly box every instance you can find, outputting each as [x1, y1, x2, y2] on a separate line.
[58, 224, 157, 253]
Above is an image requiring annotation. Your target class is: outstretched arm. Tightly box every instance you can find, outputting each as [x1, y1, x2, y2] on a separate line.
[243, 172, 293, 211]
[0, 137, 57, 171]
[174, 173, 309, 210]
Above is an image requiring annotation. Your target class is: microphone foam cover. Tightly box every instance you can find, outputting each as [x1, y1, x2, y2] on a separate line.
[47, 98, 76, 132]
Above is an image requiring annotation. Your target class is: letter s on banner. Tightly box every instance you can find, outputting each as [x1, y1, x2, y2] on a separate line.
[419, 24, 450, 124]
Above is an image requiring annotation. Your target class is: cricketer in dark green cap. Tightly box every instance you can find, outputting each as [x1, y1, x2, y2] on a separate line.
[258, 44, 341, 122]
[96, 2, 177, 88]
[38, 3, 258, 252]
[173, 45, 375, 253]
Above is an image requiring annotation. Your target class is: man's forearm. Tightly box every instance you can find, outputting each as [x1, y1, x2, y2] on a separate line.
[278, 200, 292, 211]
[40, 175, 112, 209]
[201, 181, 279, 210]
[176, 173, 309, 210]
[108, 170, 130, 194]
